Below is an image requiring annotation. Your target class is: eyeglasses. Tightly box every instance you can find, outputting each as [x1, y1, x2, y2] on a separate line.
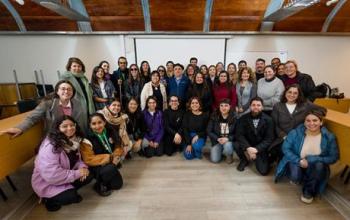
[130, 68, 138, 71]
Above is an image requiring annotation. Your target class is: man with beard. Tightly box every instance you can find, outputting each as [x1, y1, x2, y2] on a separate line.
[235, 97, 274, 175]
[111, 56, 129, 105]
[254, 58, 266, 81]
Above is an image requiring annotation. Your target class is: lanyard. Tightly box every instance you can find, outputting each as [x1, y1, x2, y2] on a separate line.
[95, 129, 112, 154]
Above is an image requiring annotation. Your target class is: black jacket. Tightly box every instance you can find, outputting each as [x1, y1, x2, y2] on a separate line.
[282, 71, 316, 101]
[164, 108, 185, 137]
[207, 111, 236, 146]
[126, 110, 145, 140]
[235, 112, 274, 152]
[88, 125, 120, 155]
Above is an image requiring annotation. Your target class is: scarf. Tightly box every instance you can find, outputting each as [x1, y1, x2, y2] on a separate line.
[63, 136, 82, 153]
[62, 71, 95, 114]
[100, 107, 132, 149]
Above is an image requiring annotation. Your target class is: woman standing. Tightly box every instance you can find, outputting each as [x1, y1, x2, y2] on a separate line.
[1, 80, 88, 136]
[207, 99, 236, 163]
[182, 97, 209, 160]
[187, 72, 212, 112]
[61, 57, 95, 115]
[275, 109, 338, 203]
[142, 96, 164, 158]
[140, 71, 167, 111]
[31, 116, 92, 211]
[236, 67, 257, 117]
[227, 63, 238, 85]
[81, 113, 124, 196]
[257, 65, 284, 115]
[212, 71, 237, 111]
[99, 60, 112, 80]
[91, 66, 116, 110]
[140, 60, 151, 83]
[124, 64, 144, 103]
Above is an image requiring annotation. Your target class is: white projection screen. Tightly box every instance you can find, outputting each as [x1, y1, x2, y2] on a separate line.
[135, 38, 226, 69]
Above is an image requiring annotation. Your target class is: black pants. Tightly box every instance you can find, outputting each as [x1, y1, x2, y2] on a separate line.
[91, 163, 123, 190]
[44, 173, 93, 211]
[163, 134, 183, 156]
[269, 142, 283, 164]
[235, 143, 270, 176]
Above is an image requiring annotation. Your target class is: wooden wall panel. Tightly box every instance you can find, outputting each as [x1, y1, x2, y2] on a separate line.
[210, 0, 269, 31]
[0, 3, 18, 31]
[84, 0, 144, 31]
[150, 0, 206, 31]
[328, 1, 350, 32]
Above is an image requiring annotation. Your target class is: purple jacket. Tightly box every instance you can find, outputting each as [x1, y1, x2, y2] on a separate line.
[31, 138, 87, 198]
[143, 110, 164, 143]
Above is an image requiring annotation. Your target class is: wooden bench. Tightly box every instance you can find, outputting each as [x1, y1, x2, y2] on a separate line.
[315, 98, 350, 113]
[324, 109, 350, 183]
[0, 112, 44, 200]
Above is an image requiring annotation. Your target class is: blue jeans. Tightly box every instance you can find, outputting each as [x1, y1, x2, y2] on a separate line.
[184, 132, 206, 160]
[287, 161, 328, 196]
[210, 141, 234, 163]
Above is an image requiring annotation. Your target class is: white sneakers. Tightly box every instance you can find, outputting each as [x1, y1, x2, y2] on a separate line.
[301, 194, 314, 204]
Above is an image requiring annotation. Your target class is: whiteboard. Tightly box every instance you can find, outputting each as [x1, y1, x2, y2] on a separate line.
[225, 51, 288, 68]
[135, 38, 226, 69]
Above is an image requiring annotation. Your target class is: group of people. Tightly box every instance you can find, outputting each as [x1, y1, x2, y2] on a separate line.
[1, 56, 339, 211]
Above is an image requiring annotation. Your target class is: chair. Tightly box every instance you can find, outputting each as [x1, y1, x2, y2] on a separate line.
[17, 99, 38, 113]
[36, 84, 54, 97]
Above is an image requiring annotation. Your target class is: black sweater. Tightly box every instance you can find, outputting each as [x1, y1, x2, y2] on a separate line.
[163, 108, 185, 137]
[126, 110, 145, 140]
[187, 84, 212, 112]
[182, 111, 209, 145]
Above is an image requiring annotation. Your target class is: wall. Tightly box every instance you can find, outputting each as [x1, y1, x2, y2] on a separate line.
[0, 34, 349, 95]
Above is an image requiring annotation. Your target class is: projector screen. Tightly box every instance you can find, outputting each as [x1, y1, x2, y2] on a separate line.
[135, 38, 226, 69]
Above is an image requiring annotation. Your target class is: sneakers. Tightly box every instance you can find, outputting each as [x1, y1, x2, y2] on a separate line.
[237, 160, 249, 172]
[301, 194, 314, 204]
[225, 155, 233, 164]
[94, 182, 112, 197]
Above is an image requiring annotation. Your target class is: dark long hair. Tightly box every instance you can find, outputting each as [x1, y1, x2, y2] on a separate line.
[48, 115, 84, 153]
[91, 66, 105, 88]
[280, 84, 306, 105]
[127, 64, 143, 84]
[140, 60, 151, 79]
[191, 72, 210, 97]
[66, 57, 86, 72]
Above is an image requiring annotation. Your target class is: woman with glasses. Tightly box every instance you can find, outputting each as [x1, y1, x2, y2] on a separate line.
[1, 80, 88, 137]
[125, 64, 144, 103]
[140, 71, 167, 111]
[157, 65, 168, 87]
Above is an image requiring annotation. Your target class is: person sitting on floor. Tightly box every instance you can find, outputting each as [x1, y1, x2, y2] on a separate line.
[31, 115, 92, 212]
[235, 97, 275, 175]
[80, 113, 124, 197]
[275, 109, 339, 204]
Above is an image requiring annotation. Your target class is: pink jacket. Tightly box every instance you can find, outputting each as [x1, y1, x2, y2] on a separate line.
[31, 138, 87, 198]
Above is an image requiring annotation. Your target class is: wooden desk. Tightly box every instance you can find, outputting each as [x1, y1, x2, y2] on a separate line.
[315, 98, 350, 113]
[0, 112, 43, 179]
[325, 109, 350, 166]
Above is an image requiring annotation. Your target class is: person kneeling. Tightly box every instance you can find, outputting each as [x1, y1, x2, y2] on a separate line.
[142, 96, 164, 158]
[207, 99, 236, 164]
[81, 113, 124, 197]
[31, 116, 92, 212]
[235, 97, 274, 175]
[275, 109, 338, 204]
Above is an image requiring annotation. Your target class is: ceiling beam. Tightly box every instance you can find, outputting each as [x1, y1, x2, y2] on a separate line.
[32, 0, 89, 22]
[322, 0, 347, 32]
[203, 0, 214, 32]
[140, 0, 151, 32]
[260, 0, 284, 31]
[68, 0, 92, 32]
[264, 0, 320, 22]
[1, 0, 26, 31]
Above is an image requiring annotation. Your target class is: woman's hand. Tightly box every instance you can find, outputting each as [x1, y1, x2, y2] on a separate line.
[173, 133, 182, 144]
[191, 135, 199, 144]
[0, 127, 23, 139]
[185, 145, 192, 153]
[300, 159, 308, 168]
[79, 168, 89, 181]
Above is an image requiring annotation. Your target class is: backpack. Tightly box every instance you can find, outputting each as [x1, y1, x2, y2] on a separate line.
[314, 83, 331, 98]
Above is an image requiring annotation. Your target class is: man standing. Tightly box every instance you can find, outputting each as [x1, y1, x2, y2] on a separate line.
[254, 58, 266, 82]
[167, 63, 190, 109]
[111, 56, 129, 104]
[190, 57, 200, 72]
[235, 97, 274, 176]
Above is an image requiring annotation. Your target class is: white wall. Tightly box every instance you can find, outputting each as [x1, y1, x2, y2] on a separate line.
[0, 34, 350, 96]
